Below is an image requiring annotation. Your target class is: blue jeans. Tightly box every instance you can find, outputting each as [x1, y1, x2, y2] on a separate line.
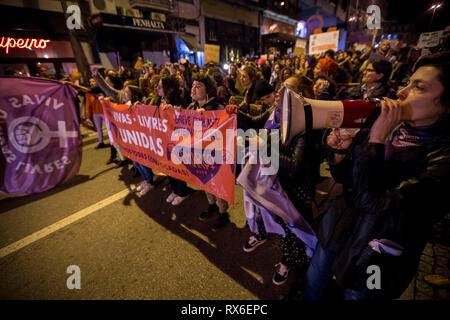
[304, 241, 368, 300]
[133, 161, 153, 185]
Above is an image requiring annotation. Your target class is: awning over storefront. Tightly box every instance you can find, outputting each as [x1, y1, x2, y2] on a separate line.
[179, 35, 203, 52]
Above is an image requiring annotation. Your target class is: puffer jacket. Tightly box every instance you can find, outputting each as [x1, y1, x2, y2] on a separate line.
[318, 116, 450, 299]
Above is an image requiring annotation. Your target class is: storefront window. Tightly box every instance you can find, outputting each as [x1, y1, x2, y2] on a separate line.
[36, 62, 56, 75]
[0, 63, 29, 76]
[62, 62, 77, 77]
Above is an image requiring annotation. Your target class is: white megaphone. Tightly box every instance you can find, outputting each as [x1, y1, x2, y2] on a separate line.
[280, 85, 380, 144]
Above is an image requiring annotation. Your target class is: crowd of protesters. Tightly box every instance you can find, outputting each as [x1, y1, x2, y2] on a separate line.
[23, 29, 450, 300]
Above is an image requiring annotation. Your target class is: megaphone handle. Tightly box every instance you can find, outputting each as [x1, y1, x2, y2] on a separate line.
[352, 105, 381, 145]
[324, 104, 381, 154]
[303, 102, 318, 157]
[362, 105, 381, 128]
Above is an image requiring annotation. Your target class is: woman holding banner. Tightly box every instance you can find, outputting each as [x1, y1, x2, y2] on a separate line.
[91, 67, 132, 167]
[158, 75, 191, 206]
[304, 51, 450, 300]
[120, 86, 157, 197]
[186, 74, 230, 232]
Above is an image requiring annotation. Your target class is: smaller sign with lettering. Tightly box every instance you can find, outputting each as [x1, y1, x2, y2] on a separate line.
[205, 44, 221, 64]
[293, 38, 307, 57]
[417, 30, 444, 48]
[309, 30, 339, 55]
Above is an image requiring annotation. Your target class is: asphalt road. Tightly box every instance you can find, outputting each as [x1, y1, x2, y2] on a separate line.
[0, 126, 296, 300]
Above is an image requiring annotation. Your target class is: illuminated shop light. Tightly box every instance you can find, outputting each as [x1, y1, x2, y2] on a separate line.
[0, 36, 50, 54]
[296, 21, 307, 38]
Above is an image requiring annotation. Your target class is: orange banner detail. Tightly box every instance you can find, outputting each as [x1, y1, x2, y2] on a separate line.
[311, 44, 337, 51]
[102, 101, 237, 205]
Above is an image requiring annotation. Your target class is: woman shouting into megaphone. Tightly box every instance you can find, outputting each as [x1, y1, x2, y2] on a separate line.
[304, 51, 450, 300]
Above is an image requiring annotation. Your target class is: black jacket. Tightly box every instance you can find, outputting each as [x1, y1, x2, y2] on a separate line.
[186, 97, 224, 111]
[277, 130, 324, 225]
[237, 104, 275, 130]
[244, 84, 258, 105]
[339, 82, 397, 100]
[318, 117, 450, 299]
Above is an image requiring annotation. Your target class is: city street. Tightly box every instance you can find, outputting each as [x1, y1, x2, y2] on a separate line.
[0, 126, 295, 300]
[1, 0, 449, 303]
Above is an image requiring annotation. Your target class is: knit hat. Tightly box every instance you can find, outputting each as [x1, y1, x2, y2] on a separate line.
[317, 57, 338, 76]
[255, 79, 274, 99]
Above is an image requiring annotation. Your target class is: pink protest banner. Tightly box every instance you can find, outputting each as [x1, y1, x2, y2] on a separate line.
[0, 76, 81, 194]
[102, 100, 237, 205]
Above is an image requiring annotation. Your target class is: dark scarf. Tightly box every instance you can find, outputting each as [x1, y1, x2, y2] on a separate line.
[385, 122, 443, 161]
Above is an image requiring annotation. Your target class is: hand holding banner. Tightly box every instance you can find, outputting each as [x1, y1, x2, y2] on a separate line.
[102, 101, 237, 205]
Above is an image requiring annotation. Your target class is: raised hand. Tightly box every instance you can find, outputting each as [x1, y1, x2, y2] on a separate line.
[226, 105, 238, 114]
[369, 98, 403, 144]
[327, 128, 353, 150]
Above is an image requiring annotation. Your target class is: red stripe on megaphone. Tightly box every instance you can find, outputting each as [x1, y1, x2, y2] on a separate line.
[341, 100, 379, 128]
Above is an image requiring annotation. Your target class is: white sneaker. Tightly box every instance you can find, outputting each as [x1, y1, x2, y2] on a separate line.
[166, 192, 177, 203]
[273, 262, 290, 285]
[171, 195, 187, 206]
[135, 181, 146, 192]
[243, 235, 267, 253]
[139, 181, 154, 196]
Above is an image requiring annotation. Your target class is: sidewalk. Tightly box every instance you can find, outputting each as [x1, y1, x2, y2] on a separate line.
[401, 215, 450, 300]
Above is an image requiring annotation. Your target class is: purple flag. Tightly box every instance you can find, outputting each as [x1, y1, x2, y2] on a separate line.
[237, 154, 318, 257]
[0, 76, 82, 194]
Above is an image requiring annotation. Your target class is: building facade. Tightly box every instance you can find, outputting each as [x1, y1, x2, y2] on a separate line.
[0, 0, 92, 78]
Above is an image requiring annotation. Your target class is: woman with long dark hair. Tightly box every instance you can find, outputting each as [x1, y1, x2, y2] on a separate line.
[158, 75, 191, 206]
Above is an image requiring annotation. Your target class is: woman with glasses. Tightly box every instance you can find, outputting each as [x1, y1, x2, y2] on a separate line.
[339, 60, 397, 100]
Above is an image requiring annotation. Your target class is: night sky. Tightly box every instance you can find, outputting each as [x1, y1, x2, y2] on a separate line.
[387, 0, 450, 32]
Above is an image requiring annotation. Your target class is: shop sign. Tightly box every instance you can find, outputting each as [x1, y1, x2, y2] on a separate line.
[150, 12, 166, 22]
[132, 18, 165, 30]
[0, 36, 50, 54]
